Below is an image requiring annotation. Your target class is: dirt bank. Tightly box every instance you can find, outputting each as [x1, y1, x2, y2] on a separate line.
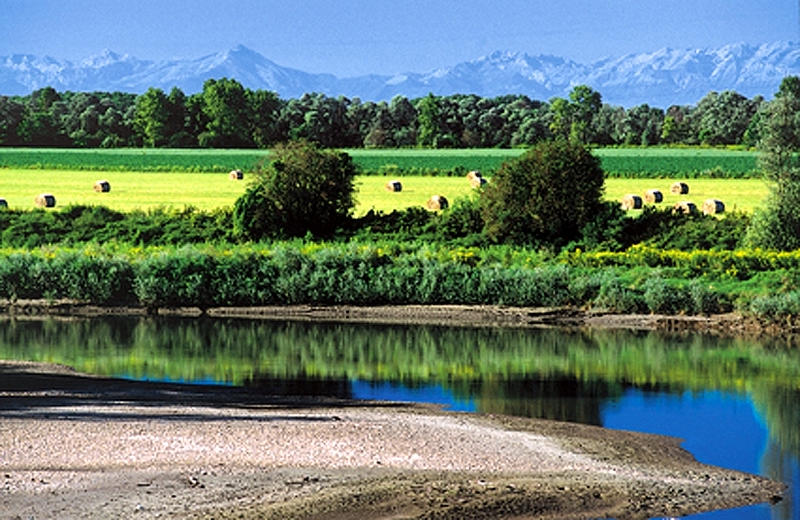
[0, 299, 764, 335]
[0, 360, 786, 519]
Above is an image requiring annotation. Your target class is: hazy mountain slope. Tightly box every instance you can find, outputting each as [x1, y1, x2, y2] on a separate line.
[2, 42, 799, 107]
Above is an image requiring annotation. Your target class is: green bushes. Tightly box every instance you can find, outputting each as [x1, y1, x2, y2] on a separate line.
[0, 248, 134, 304]
[0, 243, 752, 315]
[233, 141, 357, 240]
[0, 244, 573, 308]
[0, 205, 235, 247]
[481, 140, 605, 246]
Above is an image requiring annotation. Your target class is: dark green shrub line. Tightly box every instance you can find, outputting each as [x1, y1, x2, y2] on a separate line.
[0, 245, 763, 318]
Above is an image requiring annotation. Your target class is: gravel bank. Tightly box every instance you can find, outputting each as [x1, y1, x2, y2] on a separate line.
[0, 360, 786, 519]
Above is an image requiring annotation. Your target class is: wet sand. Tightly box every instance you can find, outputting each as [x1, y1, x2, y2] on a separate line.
[0, 360, 786, 519]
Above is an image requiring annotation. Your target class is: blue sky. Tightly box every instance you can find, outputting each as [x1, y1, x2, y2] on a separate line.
[2, 0, 798, 76]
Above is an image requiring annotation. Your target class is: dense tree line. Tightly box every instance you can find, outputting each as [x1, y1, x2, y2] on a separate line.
[0, 78, 770, 149]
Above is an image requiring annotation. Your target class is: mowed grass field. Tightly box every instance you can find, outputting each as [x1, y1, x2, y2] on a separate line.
[604, 178, 769, 214]
[0, 168, 769, 215]
[0, 169, 249, 212]
[0, 147, 769, 214]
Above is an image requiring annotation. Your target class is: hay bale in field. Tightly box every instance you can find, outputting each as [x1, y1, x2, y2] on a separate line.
[34, 193, 56, 208]
[671, 182, 689, 195]
[229, 169, 244, 180]
[672, 201, 697, 215]
[702, 198, 725, 215]
[385, 180, 403, 192]
[644, 189, 663, 203]
[0, 198, 7, 209]
[621, 194, 643, 210]
[426, 195, 449, 211]
[469, 175, 487, 188]
[466, 170, 482, 181]
[93, 180, 111, 193]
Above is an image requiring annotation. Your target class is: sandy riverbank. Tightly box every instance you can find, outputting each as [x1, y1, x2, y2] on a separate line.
[0, 360, 786, 519]
[0, 299, 763, 336]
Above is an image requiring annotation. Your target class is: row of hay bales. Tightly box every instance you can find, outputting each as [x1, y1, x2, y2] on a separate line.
[0, 180, 112, 210]
[3, 169, 242, 210]
[621, 182, 725, 215]
[385, 179, 449, 210]
[385, 170, 487, 211]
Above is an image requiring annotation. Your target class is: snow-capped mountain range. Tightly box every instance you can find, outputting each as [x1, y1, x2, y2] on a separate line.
[2, 42, 800, 107]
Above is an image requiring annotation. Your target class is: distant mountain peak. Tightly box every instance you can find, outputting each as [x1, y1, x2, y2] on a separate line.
[1, 41, 799, 107]
[81, 49, 133, 68]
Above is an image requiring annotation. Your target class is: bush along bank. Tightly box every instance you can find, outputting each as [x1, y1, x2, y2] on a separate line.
[1, 242, 799, 324]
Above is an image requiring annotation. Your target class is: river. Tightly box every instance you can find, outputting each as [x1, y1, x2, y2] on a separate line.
[0, 316, 797, 519]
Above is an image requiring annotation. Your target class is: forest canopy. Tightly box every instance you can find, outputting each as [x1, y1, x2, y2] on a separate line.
[0, 78, 772, 149]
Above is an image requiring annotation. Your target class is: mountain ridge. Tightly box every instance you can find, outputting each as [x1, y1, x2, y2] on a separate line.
[2, 42, 799, 107]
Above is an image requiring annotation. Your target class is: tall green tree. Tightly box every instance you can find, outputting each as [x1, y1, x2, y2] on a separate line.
[133, 87, 170, 147]
[17, 87, 67, 146]
[388, 95, 418, 146]
[248, 89, 282, 148]
[746, 76, 800, 250]
[0, 96, 26, 145]
[200, 78, 253, 148]
[416, 93, 443, 147]
[692, 90, 759, 145]
[568, 85, 602, 143]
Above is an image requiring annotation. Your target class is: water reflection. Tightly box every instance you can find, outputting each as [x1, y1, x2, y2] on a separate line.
[0, 316, 798, 519]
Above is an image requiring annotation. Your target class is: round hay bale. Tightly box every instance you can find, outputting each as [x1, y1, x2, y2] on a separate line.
[621, 194, 643, 210]
[466, 170, 482, 181]
[229, 169, 244, 180]
[93, 180, 111, 193]
[469, 176, 487, 189]
[672, 201, 697, 215]
[671, 182, 689, 195]
[426, 195, 449, 211]
[644, 189, 663, 204]
[0, 198, 7, 209]
[34, 193, 56, 208]
[702, 198, 725, 215]
[385, 180, 403, 192]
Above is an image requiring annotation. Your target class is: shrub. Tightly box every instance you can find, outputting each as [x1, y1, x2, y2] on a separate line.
[481, 139, 605, 246]
[592, 274, 645, 313]
[643, 276, 689, 314]
[436, 196, 485, 242]
[233, 141, 357, 240]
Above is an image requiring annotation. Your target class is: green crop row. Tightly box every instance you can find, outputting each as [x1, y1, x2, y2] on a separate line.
[0, 148, 269, 173]
[0, 147, 763, 178]
[596, 148, 760, 178]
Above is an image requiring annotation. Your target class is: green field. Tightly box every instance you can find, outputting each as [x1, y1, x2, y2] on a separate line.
[596, 148, 760, 177]
[0, 147, 761, 177]
[0, 148, 519, 174]
[0, 148, 270, 173]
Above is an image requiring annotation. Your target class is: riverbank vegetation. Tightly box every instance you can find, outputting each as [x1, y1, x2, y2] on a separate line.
[3, 78, 800, 326]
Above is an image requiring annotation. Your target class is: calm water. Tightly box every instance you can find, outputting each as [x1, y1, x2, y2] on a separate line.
[0, 316, 797, 520]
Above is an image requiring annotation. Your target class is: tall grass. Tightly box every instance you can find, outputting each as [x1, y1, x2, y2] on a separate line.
[1, 242, 797, 319]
